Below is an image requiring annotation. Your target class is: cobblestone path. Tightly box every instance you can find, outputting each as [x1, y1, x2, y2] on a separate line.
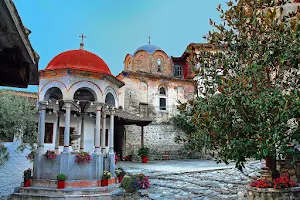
[119, 161, 262, 200]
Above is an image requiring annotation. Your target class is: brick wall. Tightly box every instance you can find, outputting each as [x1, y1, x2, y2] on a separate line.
[125, 51, 172, 77]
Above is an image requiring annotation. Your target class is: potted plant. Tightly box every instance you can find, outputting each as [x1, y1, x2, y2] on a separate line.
[120, 176, 139, 193]
[101, 171, 111, 187]
[115, 168, 126, 183]
[57, 174, 66, 189]
[23, 168, 32, 187]
[137, 147, 149, 163]
[135, 174, 150, 189]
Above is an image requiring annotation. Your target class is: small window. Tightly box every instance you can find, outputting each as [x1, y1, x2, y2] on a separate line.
[174, 65, 182, 76]
[44, 123, 54, 143]
[159, 98, 166, 110]
[157, 58, 161, 72]
[159, 87, 166, 95]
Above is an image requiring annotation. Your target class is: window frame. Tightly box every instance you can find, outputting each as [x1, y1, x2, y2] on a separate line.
[44, 123, 54, 144]
[157, 58, 162, 72]
[174, 65, 182, 77]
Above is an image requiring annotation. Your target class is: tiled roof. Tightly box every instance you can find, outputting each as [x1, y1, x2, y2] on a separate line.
[0, 89, 38, 106]
[133, 44, 163, 55]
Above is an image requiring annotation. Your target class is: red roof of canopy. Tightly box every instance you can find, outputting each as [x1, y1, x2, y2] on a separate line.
[45, 49, 112, 75]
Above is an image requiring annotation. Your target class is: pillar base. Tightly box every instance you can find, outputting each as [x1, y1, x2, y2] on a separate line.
[109, 151, 115, 177]
[33, 153, 44, 179]
[63, 146, 70, 153]
[93, 153, 104, 179]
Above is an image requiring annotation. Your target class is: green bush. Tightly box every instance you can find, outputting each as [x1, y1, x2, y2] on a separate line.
[57, 174, 66, 181]
[137, 147, 149, 157]
[120, 176, 139, 193]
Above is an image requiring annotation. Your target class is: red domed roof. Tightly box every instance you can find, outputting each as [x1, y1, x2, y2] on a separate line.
[45, 49, 111, 75]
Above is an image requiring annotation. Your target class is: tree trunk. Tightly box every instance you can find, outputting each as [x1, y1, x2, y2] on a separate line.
[266, 155, 280, 179]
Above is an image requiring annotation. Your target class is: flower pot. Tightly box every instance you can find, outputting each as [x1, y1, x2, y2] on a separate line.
[118, 176, 124, 183]
[142, 156, 148, 163]
[57, 180, 65, 189]
[24, 179, 31, 187]
[125, 188, 136, 193]
[101, 179, 109, 186]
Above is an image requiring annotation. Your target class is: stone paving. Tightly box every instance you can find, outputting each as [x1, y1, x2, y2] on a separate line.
[117, 160, 262, 200]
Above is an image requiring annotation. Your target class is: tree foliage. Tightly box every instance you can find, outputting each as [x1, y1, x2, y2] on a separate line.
[0, 91, 37, 164]
[175, 0, 300, 169]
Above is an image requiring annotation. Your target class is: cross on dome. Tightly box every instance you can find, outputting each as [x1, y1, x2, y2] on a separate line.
[148, 36, 151, 45]
[79, 33, 86, 49]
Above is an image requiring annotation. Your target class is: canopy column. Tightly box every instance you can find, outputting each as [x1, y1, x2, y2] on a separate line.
[101, 106, 107, 154]
[109, 107, 115, 176]
[37, 101, 47, 154]
[63, 100, 72, 153]
[54, 110, 60, 154]
[94, 103, 102, 153]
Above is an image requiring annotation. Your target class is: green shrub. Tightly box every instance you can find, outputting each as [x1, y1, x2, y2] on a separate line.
[120, 176, 139, 193]
[137, 147, 149, 157]
[57, 174, 66, 181]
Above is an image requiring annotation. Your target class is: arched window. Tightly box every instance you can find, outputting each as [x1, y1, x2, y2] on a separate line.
[159, 87, 166, 95]
[105, 92, 115, 107]
[159, 87, 166, 110]
[157, 58, 161, 72]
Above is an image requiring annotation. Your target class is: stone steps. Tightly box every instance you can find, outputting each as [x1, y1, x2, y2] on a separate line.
[18, 185, 119, 195]
[11, 184, 120, 200]
[12, 193, 112, 200]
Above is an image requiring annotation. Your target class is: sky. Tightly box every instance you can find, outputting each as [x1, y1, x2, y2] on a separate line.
[3, 0, 226, 92]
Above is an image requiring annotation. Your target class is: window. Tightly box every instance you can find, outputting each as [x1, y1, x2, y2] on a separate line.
[174, 65, 182, 76]
[44, 123, 54, 143]
[159, 98, 166, 110]
[59, 127, 75, 146]
[157, 58, 161, 72]
[159, 87, 166, 95]
[139, 103, 149, 117]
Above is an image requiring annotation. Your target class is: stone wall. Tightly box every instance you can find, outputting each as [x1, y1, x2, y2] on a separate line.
[277, 160, 300, 182]
[0, 141, 32, 197]
[123, 124, 201, 161]
[120, 75, 194, 123]
[247, 187, 300, 200]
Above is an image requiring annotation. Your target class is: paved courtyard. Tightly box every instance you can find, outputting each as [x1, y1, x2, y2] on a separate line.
[117, 160, 262, 200]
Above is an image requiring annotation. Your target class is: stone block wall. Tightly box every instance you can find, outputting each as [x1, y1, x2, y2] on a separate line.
[277, 160, 300, 182]
[123, 124, 202, 161]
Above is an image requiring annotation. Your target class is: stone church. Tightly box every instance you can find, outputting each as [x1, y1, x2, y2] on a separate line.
[117, 41, 196, 160]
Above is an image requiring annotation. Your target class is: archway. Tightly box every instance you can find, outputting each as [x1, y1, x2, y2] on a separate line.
[73, 88, 96, 113]
[44, 87, 63, 101]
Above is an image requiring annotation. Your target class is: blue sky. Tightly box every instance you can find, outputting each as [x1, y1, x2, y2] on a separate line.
[3, 0, 226, 92]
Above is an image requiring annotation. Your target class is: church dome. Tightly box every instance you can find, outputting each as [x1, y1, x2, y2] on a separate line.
[46, 49, 112, 75]
[133, 44, 163, 55]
